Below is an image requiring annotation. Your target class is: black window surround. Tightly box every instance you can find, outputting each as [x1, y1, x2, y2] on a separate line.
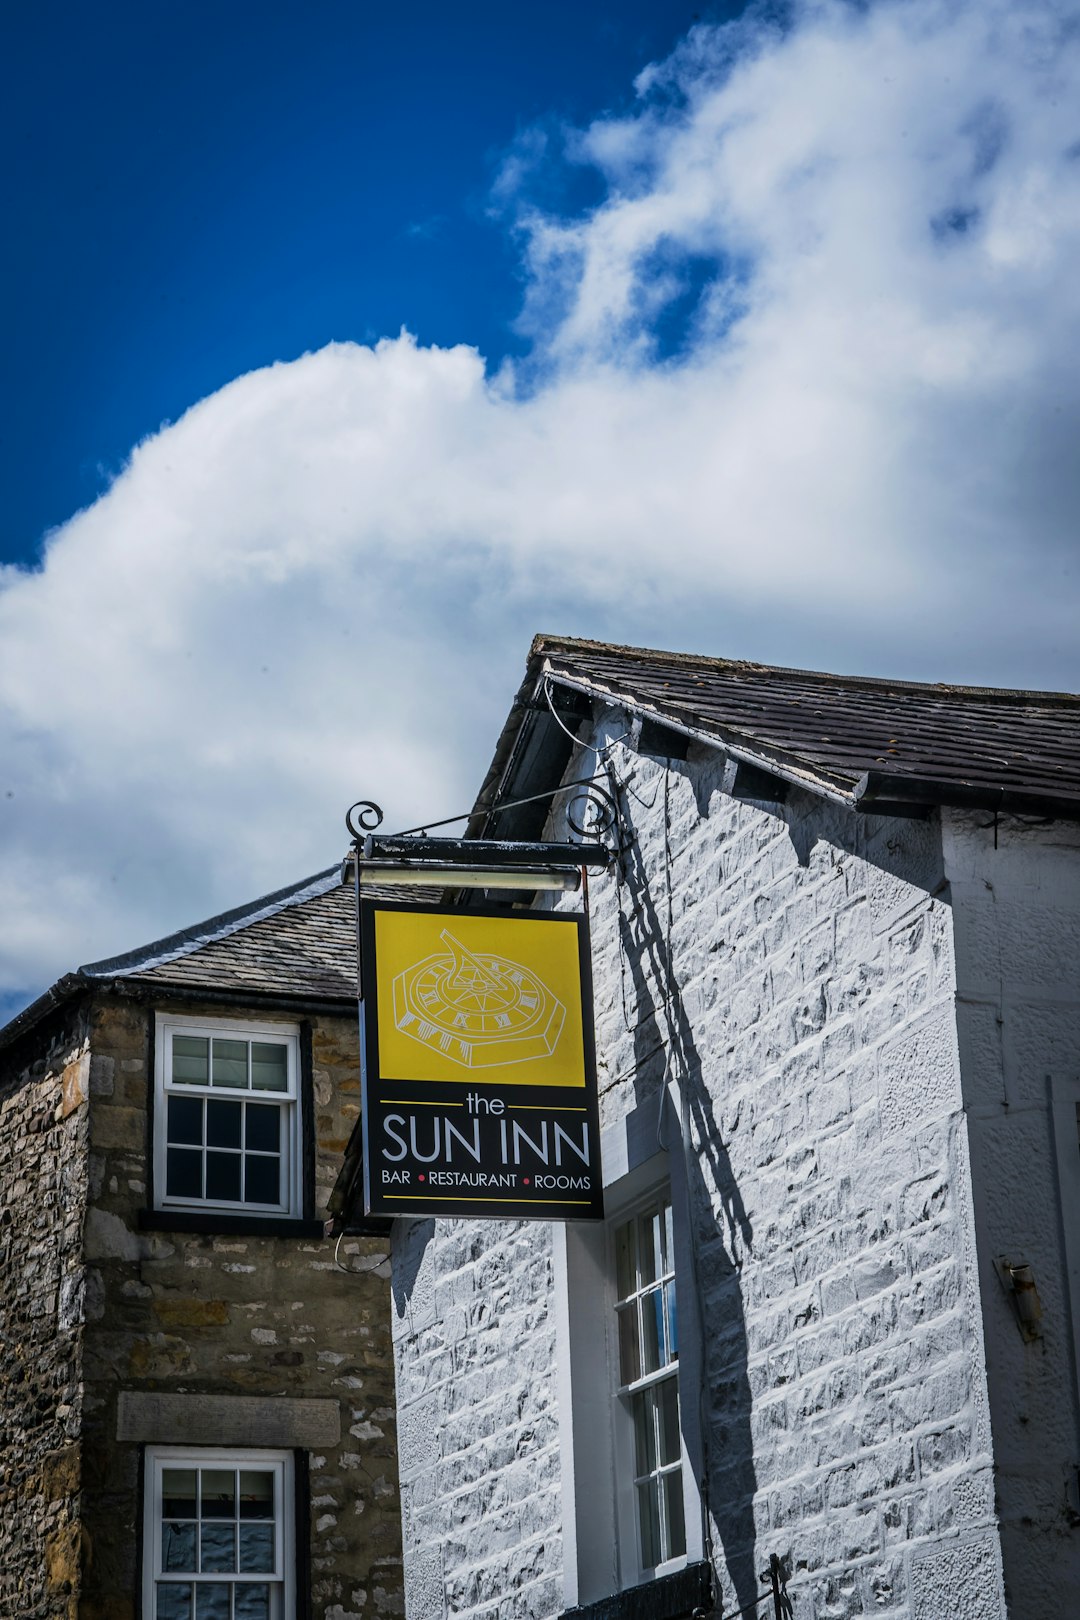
[559, 1560, 712, 1620]
[138, 1208, 325, 1239]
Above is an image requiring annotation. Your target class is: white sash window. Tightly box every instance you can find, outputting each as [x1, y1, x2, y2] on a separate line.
[155, 1015, 302, 1219]
[613, 1196, 686, 1573]
[144, 1447, 294, 1620]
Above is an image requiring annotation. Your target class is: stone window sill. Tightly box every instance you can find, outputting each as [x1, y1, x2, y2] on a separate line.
[560, 1561, 712, 1620]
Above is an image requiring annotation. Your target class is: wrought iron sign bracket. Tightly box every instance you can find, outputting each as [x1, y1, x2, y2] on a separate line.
[344, 771, 627, 893]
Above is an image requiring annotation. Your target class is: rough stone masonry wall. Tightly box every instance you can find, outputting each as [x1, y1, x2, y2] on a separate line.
[944, 810, 1080, 1618]
[80, 995, 403, 1620]
[0, 1002, 91, 1620]
[391, 714, 1007, 1620]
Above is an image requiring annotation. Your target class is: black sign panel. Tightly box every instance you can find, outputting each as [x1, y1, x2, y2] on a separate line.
[359, 899, 603, 1221]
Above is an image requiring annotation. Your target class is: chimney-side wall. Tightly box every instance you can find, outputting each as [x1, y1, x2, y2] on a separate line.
[945, 809, 1080, 1617]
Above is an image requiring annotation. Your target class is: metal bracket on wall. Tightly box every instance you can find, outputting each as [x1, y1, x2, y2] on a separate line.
[345, 769, 628, 871]
[992, 1255, 1043, 1342]
[713, 1554, 793, 1620]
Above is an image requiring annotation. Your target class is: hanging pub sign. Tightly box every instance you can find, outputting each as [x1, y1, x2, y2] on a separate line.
[358, 899, 603, 1221]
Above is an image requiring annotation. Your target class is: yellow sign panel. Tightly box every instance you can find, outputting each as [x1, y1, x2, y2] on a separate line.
[373, 908, 587, 1088]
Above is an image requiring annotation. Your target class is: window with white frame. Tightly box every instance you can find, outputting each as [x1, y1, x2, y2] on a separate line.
[613, 1194, 686, 1574]
[555, 1130, 704, 1612]
[155, 1015, 302, 1218]
[143, 1447, 294, 1620]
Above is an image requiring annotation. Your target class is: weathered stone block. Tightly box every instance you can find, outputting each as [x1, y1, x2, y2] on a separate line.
[89, 1103, 145, 1152]
[151, 1296, 230, 1329]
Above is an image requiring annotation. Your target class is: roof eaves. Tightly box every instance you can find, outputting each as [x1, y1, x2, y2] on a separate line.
[86, 975, 357, 1018]
[541, 665, 858, 806]
[0, 972, 91, 1057]
[467, 658, 549, 837]
[854, 771, 1080, 821]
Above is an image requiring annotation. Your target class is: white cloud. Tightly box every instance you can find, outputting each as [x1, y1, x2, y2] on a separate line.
[3, 0, 1080, 1001]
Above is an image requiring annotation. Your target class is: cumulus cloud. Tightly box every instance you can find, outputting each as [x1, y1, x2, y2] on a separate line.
[2, 0, 1080, 1004]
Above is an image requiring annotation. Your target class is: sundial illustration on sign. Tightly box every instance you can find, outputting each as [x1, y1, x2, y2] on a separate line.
[392, 929, 566, 1068]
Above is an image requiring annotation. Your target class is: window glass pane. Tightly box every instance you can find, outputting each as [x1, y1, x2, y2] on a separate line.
[206, 1101, 242, 1149]
[167, 1096, 203, 1147]
[657, 1375, 681, 1467]
[663, 1201, 674, 1272]
[235, 1586, 271, 1620]
[640, 1210, 661, 1287]
[172, 1036, 208, 1086]
[664, 1280, 678, 1362]
[615, 1219, 636, 1302]
[245, 1105, 280, 1153]
[206, 1152, 242, 1203]
[166, 1149, 202, 1200]
[662, 1469, 687, 1559]
[212, 1039, 248, 1088]
[195, 1585, 231, 1620]
[162, 1470, 198, 1518]
[161, 1521, 197, 1573]
[617, 1302, 640, 1385]
[636, 1479, 661, 1570]
[641, 1290, 662, 1374]
[632, 1389, 657, 1477]
[243, 1156, 280, 1207]
[156, 1584, 192, 1620]
[200, 1471, 235, 1518]
[244, 1156, 280, 1207]
[239, 1471, 275, 1520]
[239, 1522, 275, 1572]
[199, 1523, 236, 1573]
[251, 1043, 288, 1093]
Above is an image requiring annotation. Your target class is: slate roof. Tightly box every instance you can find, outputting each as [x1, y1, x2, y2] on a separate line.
[0, 867, 387, 1054]
[82, 867, 359, 1001]
[475, 635, 1080, 824]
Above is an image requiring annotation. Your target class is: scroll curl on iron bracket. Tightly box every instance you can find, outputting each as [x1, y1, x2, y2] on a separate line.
[345, 800, 385, 840]
[345, 769, 630, 853]
[565, 780, 622, 850]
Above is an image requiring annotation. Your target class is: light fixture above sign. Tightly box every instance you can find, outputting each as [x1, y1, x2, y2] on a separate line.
[351, 834, 611, 893]
[358, 864, 582, 892]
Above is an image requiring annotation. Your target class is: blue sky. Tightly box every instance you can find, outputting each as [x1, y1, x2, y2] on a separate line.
[3, 0, 732, 564]
[2, 0, 1080, 1017]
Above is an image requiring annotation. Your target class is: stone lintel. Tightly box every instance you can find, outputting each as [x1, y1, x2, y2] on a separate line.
[116, 1391, 341, 1447]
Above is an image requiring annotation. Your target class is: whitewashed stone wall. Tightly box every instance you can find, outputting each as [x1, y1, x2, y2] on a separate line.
[945, 810, 1080, 1617]
[391, 714, 1009, 1620]
[391, 1216, 563, 1620]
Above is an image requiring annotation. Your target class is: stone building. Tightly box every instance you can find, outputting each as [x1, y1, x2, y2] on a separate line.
[0, 867, 404, 1620]
[369, 636, 1080, 1620]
